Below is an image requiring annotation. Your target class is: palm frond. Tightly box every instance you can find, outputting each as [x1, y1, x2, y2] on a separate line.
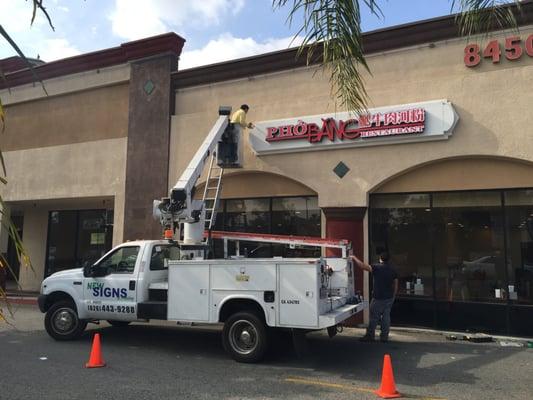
[0, 24, 48, 95]
[273, 0, 382, 113]
[31, 0, 55, 30]
[0, 98, 4, 134]
[452, 0, 521, 37]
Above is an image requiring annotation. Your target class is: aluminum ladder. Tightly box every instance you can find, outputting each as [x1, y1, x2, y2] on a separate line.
[201, 151, 224, 233]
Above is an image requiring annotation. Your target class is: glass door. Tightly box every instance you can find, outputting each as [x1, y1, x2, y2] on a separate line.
[432, 191, 507, 333]
[369, 194, 434, 327]
[45, 209, 113, 277]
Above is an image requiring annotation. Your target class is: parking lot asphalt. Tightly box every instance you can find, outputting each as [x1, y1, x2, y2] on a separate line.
[0, 304, 531, 400]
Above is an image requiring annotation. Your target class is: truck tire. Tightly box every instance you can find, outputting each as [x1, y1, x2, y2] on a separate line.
[44, 300, 87, 341]
[222, 312, 268, 363]
[107, 320, 131, 327]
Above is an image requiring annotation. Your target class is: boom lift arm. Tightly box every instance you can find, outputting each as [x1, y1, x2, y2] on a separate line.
[153, 106, 235, 238]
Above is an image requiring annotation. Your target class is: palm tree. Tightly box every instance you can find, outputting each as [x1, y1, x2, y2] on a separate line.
[0, 0, 52, 320]
[273, 0, 522, 113]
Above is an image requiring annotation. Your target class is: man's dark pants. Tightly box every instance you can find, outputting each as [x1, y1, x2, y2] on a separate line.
[366, 297, 395, 341]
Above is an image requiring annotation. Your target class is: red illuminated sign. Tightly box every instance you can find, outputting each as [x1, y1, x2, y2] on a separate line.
[464, 35, 533, 67]
[265, 108, 426, 143]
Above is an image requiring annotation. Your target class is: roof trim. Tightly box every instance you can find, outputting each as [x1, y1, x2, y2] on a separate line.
[173, 1, 533, 89]
[1, 32, 185, 90]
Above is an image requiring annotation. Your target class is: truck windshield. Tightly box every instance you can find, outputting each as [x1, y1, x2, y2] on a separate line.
[150, 244, 180, 270]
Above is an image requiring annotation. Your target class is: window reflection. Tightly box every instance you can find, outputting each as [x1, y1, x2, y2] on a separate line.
[505, 190, 533, 304]
[433, 191, 505, 303]
[46, 209, 113, 276]
[211, 196, 321, 258]
[370, 190, 533, 306]
[272, 197, 321, 237]
[370, 194, 432, 297]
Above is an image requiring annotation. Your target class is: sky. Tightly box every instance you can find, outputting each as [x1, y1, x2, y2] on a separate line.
[0, 0, 460, 70]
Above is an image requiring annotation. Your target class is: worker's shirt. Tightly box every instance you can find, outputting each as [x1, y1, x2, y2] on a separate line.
[371, 263, 397, 300]
[230, 109, 247, 128]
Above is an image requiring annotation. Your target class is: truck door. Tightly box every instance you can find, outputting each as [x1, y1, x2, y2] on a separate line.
[83, 245, 143, 321]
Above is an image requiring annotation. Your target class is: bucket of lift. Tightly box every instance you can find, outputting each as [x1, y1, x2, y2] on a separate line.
[217, 124, 242, 168]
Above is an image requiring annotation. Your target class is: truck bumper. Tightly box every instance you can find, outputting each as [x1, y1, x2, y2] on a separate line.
[318, 301, 367, 329]
[37, 294, 48, 313]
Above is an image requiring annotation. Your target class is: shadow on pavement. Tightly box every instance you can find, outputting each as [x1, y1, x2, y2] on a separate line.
[79, 322, 524, 389]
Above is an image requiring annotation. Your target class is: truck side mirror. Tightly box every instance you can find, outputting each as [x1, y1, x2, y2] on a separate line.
[83, 264, 93, 277]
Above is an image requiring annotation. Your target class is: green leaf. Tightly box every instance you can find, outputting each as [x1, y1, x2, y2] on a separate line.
[0, 24, 48, 95]
[273, 0, 382, 114]
[31, 0, 55, 30]
[452, 0, 521, 37]
[274, 0, 521, 114]
[0, 98, 4, 134]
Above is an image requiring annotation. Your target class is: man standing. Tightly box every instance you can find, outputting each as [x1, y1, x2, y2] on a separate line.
[230, 104, 254, 129]
[351, 252, 398, 342]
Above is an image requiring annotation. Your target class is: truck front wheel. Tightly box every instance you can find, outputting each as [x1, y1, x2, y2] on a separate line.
[222, 312, 267, 363]
[45, 300, 87, 341]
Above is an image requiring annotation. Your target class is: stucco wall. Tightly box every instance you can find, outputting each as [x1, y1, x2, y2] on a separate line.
[0, 138, 127, 290]
[1, 138, 127, 203]
[2, 84, 129, 151]
[171, 27, 533, 206]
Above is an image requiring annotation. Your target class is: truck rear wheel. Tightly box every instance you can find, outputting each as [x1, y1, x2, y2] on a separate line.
[222, 312, 267, 363]
[45, 300, 87, 341]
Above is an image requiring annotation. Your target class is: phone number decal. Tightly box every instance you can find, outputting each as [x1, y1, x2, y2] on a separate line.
[87, 304, 135, 313]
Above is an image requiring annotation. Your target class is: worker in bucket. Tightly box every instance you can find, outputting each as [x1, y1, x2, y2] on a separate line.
[230, 104, 255, 130]
[351, 251, 398, 343]
[219, 104, 255, 167]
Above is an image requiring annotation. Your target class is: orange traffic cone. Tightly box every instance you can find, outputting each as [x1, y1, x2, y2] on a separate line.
[85, 333, 106, 368]
[374, 354, 401, 398]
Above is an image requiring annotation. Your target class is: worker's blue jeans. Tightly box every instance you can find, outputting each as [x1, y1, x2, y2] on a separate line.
[366, 297, 395, 341]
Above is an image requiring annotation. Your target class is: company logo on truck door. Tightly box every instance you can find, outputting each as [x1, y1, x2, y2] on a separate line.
[87, 282, 128, 298]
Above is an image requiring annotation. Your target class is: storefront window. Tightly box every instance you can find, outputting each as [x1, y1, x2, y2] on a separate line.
[504, 190, 533, 305]
[272, 197, 320, 236]
[272, 197, 321, 257]
[46, 209, 113, 277]
[212, 196, 321, 258]
[370, 194, 433, 298]
[433, 191, 505, 303]
[370, 189, 533, 335]
[225, 199, 270, 233]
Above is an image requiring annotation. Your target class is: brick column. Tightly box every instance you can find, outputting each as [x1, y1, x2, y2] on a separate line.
[123, 53, 178, 241]
[323, 207, 366, 325]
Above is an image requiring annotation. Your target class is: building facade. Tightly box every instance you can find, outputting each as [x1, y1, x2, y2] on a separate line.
[2, 5, 533, 336]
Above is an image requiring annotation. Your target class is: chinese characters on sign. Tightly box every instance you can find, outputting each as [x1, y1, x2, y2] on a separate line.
[266, 108, 426, 143]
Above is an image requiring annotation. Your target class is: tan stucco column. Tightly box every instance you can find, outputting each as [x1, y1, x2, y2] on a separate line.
[18, 207, 48, 291]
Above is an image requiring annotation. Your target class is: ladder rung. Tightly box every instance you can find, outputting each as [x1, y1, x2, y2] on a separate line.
[207, 186, 219, 189]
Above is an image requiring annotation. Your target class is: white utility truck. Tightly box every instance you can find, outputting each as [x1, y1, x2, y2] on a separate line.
[38, 107, 365, 362]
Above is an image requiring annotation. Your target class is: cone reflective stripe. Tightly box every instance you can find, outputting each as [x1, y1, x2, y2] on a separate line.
[85, 333, 106, 368]
[375, 354, 401, 398]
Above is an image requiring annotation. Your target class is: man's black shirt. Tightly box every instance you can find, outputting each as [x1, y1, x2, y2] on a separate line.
[371, 262, 398, 300]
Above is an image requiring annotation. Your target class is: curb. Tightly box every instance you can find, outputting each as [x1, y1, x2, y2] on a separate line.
[3, 296, 38, 306]
[389, 326, 532, 342]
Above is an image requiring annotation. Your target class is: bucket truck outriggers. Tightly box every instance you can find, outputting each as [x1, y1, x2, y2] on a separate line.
[38, 107, 365, 363]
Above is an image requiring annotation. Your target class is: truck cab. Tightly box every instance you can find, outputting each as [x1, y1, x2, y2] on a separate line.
[39, 240, 178, 338]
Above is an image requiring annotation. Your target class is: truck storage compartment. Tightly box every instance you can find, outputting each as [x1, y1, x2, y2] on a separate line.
[278, 262, 320, 327]
[167, 264, 210, 321]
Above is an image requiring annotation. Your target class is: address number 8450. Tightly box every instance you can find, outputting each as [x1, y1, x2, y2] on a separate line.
[464, 35, 533, 67]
